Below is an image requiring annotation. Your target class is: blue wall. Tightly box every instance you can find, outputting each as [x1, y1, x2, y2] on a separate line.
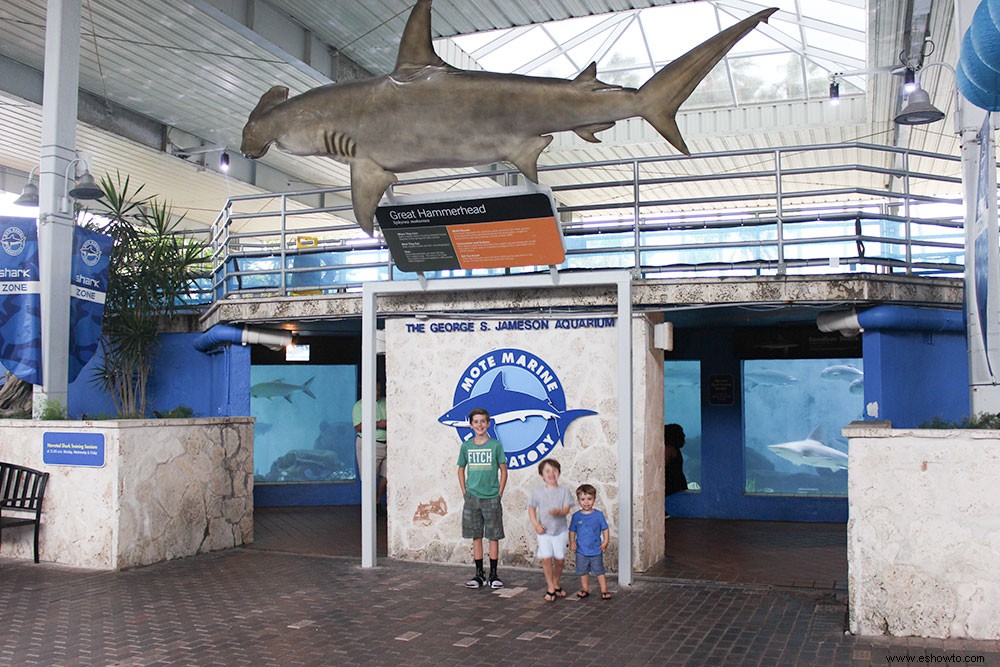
[69, 333, 251, 419]
[863, 329, 968, 427]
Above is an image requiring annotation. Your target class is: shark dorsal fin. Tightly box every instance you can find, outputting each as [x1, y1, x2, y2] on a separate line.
[807, 426, 824, 442]
[248, 86, 289, 121]
[572, 62, 622, 92]
[487, 372, 506, 393]
[394, 0, 447, 72]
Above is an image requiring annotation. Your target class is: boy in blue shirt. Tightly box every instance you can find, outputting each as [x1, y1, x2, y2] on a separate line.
[457, 407, 508, 589]
[568, 483, 611, 599]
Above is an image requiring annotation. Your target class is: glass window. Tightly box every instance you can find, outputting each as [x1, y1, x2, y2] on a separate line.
[743, 358, 861, 497]
[251, 364, 358, 483]
[664, 360, 702, 490]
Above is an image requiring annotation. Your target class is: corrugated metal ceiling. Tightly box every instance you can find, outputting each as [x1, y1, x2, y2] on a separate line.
[0, 0, 962, 229]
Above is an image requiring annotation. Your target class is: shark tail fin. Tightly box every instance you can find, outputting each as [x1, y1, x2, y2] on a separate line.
[302, 376, 316, 400]
[637, 8, 777, 154]
[554, 409, 598, 442]
[248, 86, 289, 122]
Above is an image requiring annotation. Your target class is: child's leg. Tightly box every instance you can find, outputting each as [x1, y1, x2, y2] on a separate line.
[579, 573, 590, 595]
[472, 537, 484, 560]
[487, 538, 499, 560]
[597, 573, 609, 594]
[553, 558, 565, 595]
[541, 556, 555, 592]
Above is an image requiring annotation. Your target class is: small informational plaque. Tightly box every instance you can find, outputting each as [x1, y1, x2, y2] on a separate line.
[43, 431, 106, 467]
[708, 374, 735, 406]
[376, 185, 565, 272]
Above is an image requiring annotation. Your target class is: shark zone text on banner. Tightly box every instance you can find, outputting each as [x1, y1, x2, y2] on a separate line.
[439, 348, 596, 470]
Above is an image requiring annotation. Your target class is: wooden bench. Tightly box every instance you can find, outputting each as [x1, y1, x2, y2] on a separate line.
[0, 462, 50, 563]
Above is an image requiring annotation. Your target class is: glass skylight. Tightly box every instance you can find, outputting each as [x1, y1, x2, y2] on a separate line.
[443, 0, 867, 109]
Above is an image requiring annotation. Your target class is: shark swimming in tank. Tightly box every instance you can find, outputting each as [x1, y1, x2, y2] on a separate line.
[767, 427, 848, 472]
[241, 0, 778, 235]
[438, 372, 595, 442]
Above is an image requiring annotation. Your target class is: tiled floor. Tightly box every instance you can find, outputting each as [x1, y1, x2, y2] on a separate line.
[2, 508, 998, 666]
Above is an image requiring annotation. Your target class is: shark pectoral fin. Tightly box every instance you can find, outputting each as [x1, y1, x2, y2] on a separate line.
[394, 0, 448, 71]
[573, 122, 616, 143]
[508, 135, 554, 183]
[638, 7, 776, 154]
[350, 160, 398, 236]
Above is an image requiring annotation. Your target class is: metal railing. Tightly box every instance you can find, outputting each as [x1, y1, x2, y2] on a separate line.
[207, 142, 970, 300]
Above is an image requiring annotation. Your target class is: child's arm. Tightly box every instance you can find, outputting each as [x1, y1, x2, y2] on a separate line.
[568, 519, 577, 551]
[549, 503, 570, 517]
[457, 466, 466, 495]
[498, 463, 508, 496]
[528, 505, 544, 534]
[600, 527, 610, 553]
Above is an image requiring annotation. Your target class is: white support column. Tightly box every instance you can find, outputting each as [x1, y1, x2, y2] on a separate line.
[33, 0, 82, 415]
[616, 277, 634, 586]
[360, 283, 378, 568]
[954, 0, 999, 413]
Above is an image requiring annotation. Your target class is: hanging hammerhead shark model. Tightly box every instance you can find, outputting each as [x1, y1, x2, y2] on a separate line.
[241, 0, 778, 235]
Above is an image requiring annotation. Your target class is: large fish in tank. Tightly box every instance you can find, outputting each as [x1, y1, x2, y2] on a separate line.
[241, 0, 778, 235]
[767, 427, 848, 472]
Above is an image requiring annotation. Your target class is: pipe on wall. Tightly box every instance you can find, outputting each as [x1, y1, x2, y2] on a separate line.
[194, 324, 292, 352]
[818, 305, 965, 337]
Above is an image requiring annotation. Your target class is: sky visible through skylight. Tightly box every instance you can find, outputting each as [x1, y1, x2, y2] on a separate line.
[445, 0, 867, 109]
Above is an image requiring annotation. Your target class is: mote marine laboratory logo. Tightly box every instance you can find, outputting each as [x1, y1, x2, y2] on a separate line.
[439, 348, 597, 469]
[80, 239, 102, 267]
[1, 226, 26, 257]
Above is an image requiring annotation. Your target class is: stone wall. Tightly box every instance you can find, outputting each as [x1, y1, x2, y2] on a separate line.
[847, 426, 1000, 639]
[385, 314, 664, 573]
[0, 418, 253, 569]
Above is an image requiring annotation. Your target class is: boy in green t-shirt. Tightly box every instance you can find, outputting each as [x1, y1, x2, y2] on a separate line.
[457, 407, 508, 588]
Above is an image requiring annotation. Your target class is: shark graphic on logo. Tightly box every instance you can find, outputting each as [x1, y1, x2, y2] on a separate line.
[440, 348, 597, 469]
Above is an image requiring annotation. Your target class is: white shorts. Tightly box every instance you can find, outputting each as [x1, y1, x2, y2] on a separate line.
[536, 532, 567, 560]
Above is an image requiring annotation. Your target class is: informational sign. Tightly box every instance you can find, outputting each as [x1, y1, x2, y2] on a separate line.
[708, 374, 735, 405]
[68, 226, 114, 383]
[43, 431, 106, 467]
[375, 185, 565, 272]
[0, 216, 42, 384]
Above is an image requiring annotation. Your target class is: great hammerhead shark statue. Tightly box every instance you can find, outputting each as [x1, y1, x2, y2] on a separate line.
[241, 0, 778, 235]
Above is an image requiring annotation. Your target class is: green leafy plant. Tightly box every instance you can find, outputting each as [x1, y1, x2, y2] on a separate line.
[918, 413, 1000, 429]
[153, 405, 195, 419]
[85, 173, 208, 418]
[39, 398, 68, 420]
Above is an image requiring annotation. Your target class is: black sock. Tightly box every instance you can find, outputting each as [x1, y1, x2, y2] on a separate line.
[489, 558, 498, 577]
[474, 558, 484, 577]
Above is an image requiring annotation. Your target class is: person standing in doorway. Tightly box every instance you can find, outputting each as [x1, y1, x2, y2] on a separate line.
[457, 407, 508, 589]
[354, 379, 387, 509]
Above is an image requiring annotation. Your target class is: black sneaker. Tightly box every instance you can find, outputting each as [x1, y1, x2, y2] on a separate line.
[465, 574, 485, 589]
[488, 574, 504, 589]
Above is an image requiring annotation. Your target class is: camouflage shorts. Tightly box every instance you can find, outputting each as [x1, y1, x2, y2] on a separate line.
[461, 493, 504, 541]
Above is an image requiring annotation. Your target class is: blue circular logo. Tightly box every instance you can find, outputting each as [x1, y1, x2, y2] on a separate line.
[1, 226, 26, 257]
[439, 348, 596, 469]
[80, 239, 102, 267]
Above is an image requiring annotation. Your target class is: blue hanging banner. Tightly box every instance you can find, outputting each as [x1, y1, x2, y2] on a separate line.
[0, 216, 42, 385]
[68, 226, 114, 383]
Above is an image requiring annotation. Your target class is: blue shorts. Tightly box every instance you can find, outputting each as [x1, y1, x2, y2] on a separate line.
[575, 551, 606, 575]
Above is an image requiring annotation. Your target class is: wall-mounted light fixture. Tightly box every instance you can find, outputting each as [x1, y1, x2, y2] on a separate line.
[170, 143, 230, 173]
[13, 166, 40, 207]
[903, 67, 917, 93]
[60, 155, 104, 212]
[829, 76, 840, 106]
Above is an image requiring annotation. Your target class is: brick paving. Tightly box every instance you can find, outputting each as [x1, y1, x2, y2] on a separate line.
[3, 549, 999, 666]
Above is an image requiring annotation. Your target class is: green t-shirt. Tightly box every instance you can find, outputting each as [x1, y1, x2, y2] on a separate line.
[352, 398, 387, 442]
[457, 438, 506, 499]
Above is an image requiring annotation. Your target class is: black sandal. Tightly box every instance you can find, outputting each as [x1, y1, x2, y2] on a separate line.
[601, 591, 612, 600]
[577, 590, 590, 598]
[554, 587, 567, 598]
[544, 591, 556, 602]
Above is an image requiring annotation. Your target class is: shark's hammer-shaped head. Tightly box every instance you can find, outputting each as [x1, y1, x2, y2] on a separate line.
[241, 85, 289, 159]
